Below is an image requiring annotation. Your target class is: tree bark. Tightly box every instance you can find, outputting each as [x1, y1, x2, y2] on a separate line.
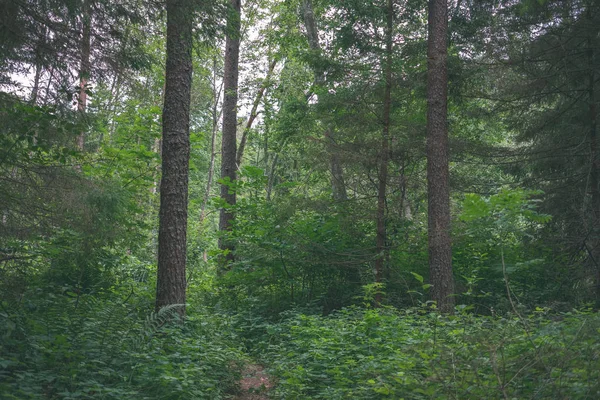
[200, 57, 222, 227]
[426, 0, 454, 313]
[30, 63, 42, 105]
[266, 137, 289, 201]
[77, 0, 91, 151]
[302, 0, 321, 73]
[374, 0, 394, 305]
[325, 129, 347, 201]
[219, 0, 242, 265]
[585, 10, 600, 304]
[155, 0, 193, 315]
[30, 21, 47, 105]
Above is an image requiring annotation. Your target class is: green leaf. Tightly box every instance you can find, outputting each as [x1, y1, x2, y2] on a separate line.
[410, 272, 424, 284]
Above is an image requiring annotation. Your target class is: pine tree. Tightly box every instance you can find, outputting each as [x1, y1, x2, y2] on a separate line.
[219, 0, 242, 265]
[427, 0, 454, 313]
[155, 0, 194, 314]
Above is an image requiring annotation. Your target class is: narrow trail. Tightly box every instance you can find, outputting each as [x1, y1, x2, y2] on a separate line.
[233, 363, 274, 400]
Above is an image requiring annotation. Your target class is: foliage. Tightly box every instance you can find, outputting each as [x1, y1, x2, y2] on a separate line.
[215, 181, 375, 314]
[0, 282, 243, 399]
[453, 189, 555, 312]
[257, 306, 600, 399]
[2, 0, 600, 398]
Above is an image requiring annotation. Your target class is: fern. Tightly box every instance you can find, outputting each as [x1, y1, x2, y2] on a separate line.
[2, 281, 242, 399]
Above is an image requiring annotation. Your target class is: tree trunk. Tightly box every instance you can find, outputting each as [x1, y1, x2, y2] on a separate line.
[302, 0, 320, 72]
[266, 138, 288, 201]
[31, 63, 42, 105]
[77, 0, 91, 151]
[374, 0, 394, 305]
[200, 56, 222, 227]
[585, 12, 600, 304]
[301, 0, 348, 202]
[30, 23, 48, 105]
[325, 129, 348, 202]
[42, 66, 54, 106]
[266, 152, 278, 201]
[426, 0, 454, 313]
[219, 0, 242, 265]
[237, 58, 276, 167]
[155, 0, 193, 315]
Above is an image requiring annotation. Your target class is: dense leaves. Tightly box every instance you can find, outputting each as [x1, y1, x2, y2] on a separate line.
[0, 284, 242, 399]
[256, 306, 600, 399]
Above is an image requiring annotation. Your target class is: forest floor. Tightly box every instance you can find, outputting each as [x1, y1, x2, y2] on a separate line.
[233, 363, 274, 400]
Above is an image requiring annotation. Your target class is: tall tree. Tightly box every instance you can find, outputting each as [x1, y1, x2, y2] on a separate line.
[585, 5, 600, 301]
[374, 0, 394, 303]
[301, 0, 348, 202]
[0, 0, 146, 110]
[77, 0, 91, 151]
[426, 0, 454, 312]
[497, 0, 600, 303]
[236, 58, 277, 167]
[219, 0, 242, 264]
[155, 0, 193, 313]
[200, 55, 223, 227]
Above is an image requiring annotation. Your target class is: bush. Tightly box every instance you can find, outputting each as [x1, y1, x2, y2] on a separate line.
[259, 306, 600, 399]
[0, 284, 243, 399]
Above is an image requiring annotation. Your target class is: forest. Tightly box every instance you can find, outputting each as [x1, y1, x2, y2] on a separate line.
[1, 0, 600, 398]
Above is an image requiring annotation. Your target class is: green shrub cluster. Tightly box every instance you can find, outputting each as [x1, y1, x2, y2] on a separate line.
[0, 285, 242, 399]
[258, 306, 600, 399]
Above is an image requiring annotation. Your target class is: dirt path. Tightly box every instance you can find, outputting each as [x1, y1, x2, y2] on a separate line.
[233, 363, 274, 400]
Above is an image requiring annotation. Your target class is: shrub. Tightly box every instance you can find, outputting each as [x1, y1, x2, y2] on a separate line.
[0, 284, 242, 399]
[259, 306, 600, 399]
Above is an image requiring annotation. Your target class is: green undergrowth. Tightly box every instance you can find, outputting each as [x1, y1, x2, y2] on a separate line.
[0, 285, 243, 399]
[4, 283, 600, 400]
[249, 306, 600, 399]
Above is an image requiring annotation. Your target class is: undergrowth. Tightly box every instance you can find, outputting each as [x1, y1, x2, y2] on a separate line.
[248, 305, 600, 399]
[0, 284, 243, 399]
[4, 283, 600, 399]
